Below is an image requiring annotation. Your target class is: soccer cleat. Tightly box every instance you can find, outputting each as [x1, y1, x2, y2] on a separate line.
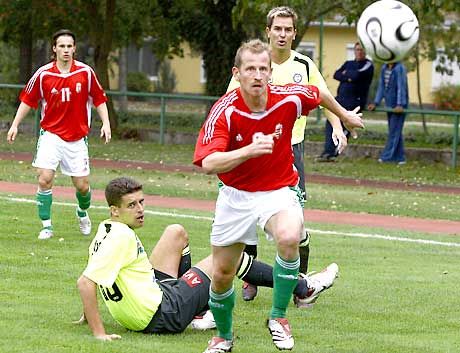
[203, 336, 233, 353]
[242, 281, 258, 301]
[294, 263, 339, 308]
[76, 209, 92, 236]
[190, 310, 216, 330]
[38, 227, 53, 240]
[267, 318, 294, 350]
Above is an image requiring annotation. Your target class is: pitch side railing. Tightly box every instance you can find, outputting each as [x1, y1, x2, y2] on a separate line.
[0, 84, 458, 168]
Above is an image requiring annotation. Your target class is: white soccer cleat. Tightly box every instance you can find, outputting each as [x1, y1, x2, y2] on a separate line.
[203, 336, 233, 353]
[267, 318, 294, 350]
[294, 263, 339, 308]
[190, 310, 216, 330]
[38, 227, 53, 240]
[76, 209, 92, 236]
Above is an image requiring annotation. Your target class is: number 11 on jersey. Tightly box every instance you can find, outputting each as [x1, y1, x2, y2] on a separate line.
[61, 87, 71, 102]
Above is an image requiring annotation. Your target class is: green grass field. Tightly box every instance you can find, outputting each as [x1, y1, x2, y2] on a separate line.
[1, 194, 460, 353]
[1, 136, 459, 352]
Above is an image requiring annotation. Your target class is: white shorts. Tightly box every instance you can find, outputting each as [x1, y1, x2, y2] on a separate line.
[32, 130, 90, 177]
[210, 185, 304, 247]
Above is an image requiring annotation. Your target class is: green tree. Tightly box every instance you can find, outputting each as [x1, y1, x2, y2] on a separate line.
[163, 0, 344, 96]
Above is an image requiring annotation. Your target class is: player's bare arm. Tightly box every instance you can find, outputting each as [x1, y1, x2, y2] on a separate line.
[7, 102, 32, 143]
[76, 275, 121, 341]
[324, 109, 348, 154]
[318, 87, 364, 130]
[96, 103, 111, 144]
[319, 84, 364, 138]
[201, 134, 275, 174]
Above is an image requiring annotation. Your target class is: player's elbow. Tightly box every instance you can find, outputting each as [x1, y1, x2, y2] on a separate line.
[201, 157, 218, 175]
[77, 275, 93, 294]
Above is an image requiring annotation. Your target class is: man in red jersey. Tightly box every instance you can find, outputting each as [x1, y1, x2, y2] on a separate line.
[7, 29, 111, 240]
[194, 39, 362, 353]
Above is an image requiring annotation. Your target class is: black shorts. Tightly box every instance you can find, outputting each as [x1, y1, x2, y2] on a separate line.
[143, 266, 211, 334]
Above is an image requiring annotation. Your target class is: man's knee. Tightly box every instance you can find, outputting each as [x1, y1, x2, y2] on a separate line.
[165, 224, 189, 244]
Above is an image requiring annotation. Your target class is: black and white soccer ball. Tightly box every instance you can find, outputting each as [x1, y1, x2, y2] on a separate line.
[357, 0, 419, 63]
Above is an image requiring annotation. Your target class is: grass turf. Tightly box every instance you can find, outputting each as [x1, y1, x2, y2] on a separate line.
[1, 196, 460, 353]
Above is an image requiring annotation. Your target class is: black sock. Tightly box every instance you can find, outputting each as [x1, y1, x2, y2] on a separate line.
[237, 252, 307, 295]
[299, 231, 310, 273]
[178, 244, 191, 277]
[244, 244, 258, 259]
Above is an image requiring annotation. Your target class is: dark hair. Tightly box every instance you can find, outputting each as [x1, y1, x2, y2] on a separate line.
[105, 177, 143, 207]
[52, 29, 76, 47]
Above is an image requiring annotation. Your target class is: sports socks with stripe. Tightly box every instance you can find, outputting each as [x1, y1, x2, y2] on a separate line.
[76, 189, 91, 216]
[209, 286, 235, 340]
[37, 189, 52, 228]
[178, 244, 191, 277]
[270, 254, 299, 319]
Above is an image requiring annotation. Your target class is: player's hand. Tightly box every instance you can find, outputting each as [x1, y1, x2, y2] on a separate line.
[248, 132, 274, 157]
[393, 105, 404, 113]
[100, 123, 111, 144]
[72, 313, 87, 325]
[367, 103, 376, 111]
[342, 106, 364, 139]
[332, 129, 347, 154]
[6, 125, 18, 144]
[95, 333, 121, 341]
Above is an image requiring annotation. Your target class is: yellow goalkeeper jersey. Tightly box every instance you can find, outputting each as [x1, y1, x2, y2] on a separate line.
[83, 220, 162, 331]
[227, 50, 328, 144]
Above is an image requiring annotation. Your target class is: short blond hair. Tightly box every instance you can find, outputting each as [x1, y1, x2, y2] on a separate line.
[266, 6, 298, 29]
[234, 39, 271, 68]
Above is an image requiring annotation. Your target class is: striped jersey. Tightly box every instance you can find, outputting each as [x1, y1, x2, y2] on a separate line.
[193, 83, 320, 192]
[20, 60, 107, 141]
[227, 50, 328, 144]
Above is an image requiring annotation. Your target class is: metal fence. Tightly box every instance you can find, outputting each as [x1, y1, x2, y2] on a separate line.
[1, 83, 459, 167]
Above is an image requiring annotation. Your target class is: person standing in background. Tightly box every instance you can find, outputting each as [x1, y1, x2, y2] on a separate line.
[368, 61, 408, 164]
[6, 29, 111, 239]
[318, 42, 373, 162]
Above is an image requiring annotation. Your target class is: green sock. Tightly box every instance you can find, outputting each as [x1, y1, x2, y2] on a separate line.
[76, 189, 91, 216]
[209, 287, 235, 340]
[271, 254, 299, 319]
[36, 190, 52, 222]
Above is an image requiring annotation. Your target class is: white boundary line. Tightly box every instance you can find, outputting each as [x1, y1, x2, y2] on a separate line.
[2, 196, 460, 248]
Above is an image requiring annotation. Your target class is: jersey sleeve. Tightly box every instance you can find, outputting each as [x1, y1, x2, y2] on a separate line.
[193, 100, 231, 167]
[298, 84, 321, 115]
[83, 223, 137, 288]
[19, 74, 42, 109]
[88, 68, 108, 107]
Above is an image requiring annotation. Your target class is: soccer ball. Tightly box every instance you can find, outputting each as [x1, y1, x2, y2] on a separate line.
[357, 0, 419, 63]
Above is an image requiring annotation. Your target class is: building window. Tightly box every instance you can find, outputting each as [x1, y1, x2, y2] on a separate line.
[296, 42, 315, 60]
[431, 50, 460, 90]
[200, 58, 207, 83]
[127, 39, 160, 81]
[346, 43, 355, 60]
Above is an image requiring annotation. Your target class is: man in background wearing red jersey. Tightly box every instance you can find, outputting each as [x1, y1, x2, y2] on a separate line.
[7, 29, 111, 240]
[194, 39, 362, 353]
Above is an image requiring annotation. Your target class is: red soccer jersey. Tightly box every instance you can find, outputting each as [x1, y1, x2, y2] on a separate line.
[193, 84, 320, 191]
[20, 60, 107, 141]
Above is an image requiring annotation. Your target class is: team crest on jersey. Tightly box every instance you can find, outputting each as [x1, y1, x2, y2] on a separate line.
[293, 73, 303, 83]
[236, 134, 243, 142]
[51, 87, 58, 95]
[76, 82, 81, 93]
[182, 269, 203, 288]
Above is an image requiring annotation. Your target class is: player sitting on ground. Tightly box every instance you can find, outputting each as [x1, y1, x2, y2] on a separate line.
[75, 177, 335, 339]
